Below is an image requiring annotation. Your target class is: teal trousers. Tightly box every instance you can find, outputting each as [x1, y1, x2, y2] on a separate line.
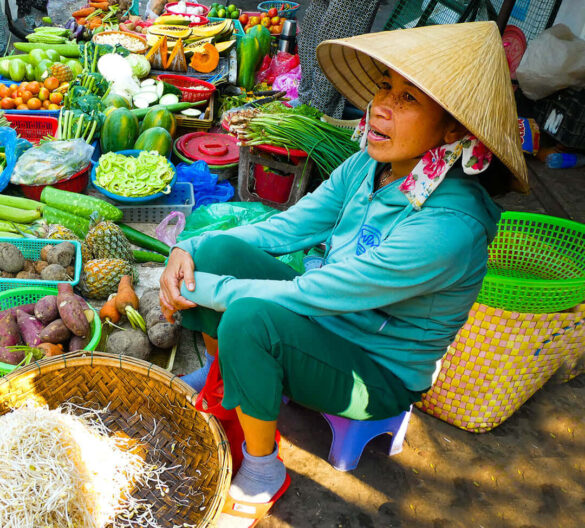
[181, 235, 423, 422]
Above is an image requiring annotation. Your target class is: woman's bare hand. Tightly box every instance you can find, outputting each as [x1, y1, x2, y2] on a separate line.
[159, 248, 198, 323]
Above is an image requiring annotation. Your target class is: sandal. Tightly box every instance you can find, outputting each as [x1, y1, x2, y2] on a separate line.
[221, 473, 291, 527]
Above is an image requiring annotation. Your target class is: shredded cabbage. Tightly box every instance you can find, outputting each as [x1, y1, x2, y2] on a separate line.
[96, 151, 174, 197]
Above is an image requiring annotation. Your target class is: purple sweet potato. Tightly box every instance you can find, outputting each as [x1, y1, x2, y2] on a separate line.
[16, 309, 42, 347]
[0, 346, 25, 365]
[57, 288, 89, 338]
[0, 303, 35, 319]
[39, 319, 71, 344]
[0, 312, 22, 348]
[34, 295, 59, 325]
[68, 334, 90, 352]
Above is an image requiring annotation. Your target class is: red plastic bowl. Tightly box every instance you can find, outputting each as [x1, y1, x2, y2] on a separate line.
[20, 164, 91, 201]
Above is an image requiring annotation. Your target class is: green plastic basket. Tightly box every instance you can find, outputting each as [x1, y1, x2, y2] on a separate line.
[0, 238, 82, 292]
[0, 286, 102, 376]
[477, 212, 585, 313]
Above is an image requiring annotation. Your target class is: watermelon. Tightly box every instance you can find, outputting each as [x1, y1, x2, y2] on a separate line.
[140, 106, 177, 138]
[100, 108, 140, 154]
[134, 127, 173, 157]
[103, 93, 131, 109]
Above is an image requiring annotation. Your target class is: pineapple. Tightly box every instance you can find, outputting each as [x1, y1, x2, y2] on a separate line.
[51, 62, 74, 83]
[85, 219, 134, 263]
[46, 224, 92, 262]
[79, 259, 135, 299]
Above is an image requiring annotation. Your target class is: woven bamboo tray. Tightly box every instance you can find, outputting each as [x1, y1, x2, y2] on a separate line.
[0, 351, 231, 527]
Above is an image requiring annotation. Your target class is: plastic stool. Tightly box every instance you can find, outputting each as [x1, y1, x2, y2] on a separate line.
[321, 406, 412, 471]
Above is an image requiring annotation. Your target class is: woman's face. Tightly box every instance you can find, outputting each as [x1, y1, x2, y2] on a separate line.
[367, 69, 456, 165]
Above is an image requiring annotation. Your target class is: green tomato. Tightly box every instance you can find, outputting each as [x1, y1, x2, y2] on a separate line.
[0, 60, 10, 78]
[66, 59, 83, 77]
[45, 49, 60, 62]
[8, 59, 26, 82]
[25, 63, 35, 81]
[29, 49, 48, 66]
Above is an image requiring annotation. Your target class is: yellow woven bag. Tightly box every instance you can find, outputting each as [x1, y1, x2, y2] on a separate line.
[417, 302, 585, 432]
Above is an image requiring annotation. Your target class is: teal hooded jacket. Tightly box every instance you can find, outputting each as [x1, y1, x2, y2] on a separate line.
[175, 150, 502, 391]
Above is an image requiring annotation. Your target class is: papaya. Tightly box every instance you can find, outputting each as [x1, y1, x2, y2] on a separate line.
[103, 93, 131, 109]
[100, 108, 140, 154]
[140, 106, 177, 137]
[134, 127, 173, 157]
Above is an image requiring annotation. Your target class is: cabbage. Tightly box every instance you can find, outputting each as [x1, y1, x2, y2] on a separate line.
[126, 54, 151, 79]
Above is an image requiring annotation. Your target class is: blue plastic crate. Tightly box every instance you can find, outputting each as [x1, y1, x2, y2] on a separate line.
[0, 238, 82, 292]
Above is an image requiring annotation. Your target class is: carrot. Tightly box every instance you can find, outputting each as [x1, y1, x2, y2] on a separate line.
[115, 276, 145, 332]
[100, 295, 121, 325]
[72, 7, 95, 17]
[76, 17, 87, 26]
[37, 342, 64, 357]
[90, 1, 109, 8]
[87, 17, 103, 29]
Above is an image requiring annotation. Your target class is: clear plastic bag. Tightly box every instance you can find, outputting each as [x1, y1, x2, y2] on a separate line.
[10, 139, 94, 186]
[516, 24, 585, 100]
[155, 211, 186, 246]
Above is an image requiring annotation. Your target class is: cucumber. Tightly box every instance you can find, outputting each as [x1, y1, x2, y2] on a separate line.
[130, 102, 197, 119]
[13, 42, 81, 57]
[40, 187, 123, 222]
[118, 223, 170, 256]
[0, 194, 43, 211]
[133, 250, 167, 263]
[141, 78, 156, 87]
[156, 80, 164, 99]
[42, 206, 90, 238]
[181, 108, 202, 117]
[133, 95, 153, 109]
[159, 93, 179, 106]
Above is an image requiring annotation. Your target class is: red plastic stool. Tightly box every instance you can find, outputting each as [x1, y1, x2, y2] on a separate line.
[321, 406, 412, 471]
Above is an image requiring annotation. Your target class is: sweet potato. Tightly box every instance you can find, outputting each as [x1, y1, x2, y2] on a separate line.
[105, 329, 151, 360]
[0, 312, 22, 348]
[0, 243, 24, 273]
[37, 342, 64, 358]
[47, 242, 75, 268]
[41, 264, 68, 281]
[0, 304, 35, 319]
[0, 346, 25, 365]
[34, 295, 59, 325]
[40, 319, 71, 344]
[16, 309, 43, 347]
[68, 335, 90, 352]
[57, 284, 89, 338]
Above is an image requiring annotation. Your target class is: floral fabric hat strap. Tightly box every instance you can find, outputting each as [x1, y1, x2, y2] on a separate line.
[399, 134, 493, 210]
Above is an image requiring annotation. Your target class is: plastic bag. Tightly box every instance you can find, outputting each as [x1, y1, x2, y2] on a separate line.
[272, 64, 302, 100]
[256, 52, 300, 85]
[11, 139, 94, 186]
[155, 211, 186, 246]
[516, 25, 585, 100]
[0, 127, 32, 193]
[176, 161, 234, 209]
[145, 0, 166, 19]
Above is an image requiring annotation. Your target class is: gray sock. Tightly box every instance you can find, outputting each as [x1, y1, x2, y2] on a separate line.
[230, 442, 286, 503]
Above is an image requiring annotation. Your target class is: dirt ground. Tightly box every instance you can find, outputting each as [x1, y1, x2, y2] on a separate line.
[257, 374, 585, 528]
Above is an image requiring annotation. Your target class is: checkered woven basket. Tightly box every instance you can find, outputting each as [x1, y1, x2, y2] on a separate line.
[417, 302, 585, 433]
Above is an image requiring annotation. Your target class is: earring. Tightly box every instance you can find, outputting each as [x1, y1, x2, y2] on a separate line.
[352, 101, 372, 152]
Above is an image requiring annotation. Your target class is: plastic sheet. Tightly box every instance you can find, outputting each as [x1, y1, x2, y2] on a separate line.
[155, 211, 187, 246]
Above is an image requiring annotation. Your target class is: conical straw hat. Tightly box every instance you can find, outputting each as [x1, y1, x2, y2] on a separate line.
[316, 22, 529, 191]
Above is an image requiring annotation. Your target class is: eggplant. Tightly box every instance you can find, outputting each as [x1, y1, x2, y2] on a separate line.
[74, 24, 84, 41]
[64, 18, 76, 31]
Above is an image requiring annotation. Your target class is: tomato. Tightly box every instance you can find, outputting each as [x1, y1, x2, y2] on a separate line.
[8, 84, 18, 94]
[0, 85, 8, 99]
[0, 97, 14, 109]
[49, 92, 63, 104]
[27, 81, 40, 95]
[269, 25, 280, 35]
[44, 76, 59, 92]
[273, 24, 282, 34]
[238, 13, 248, 25]
[16, 104, 28, 110]
[42, 99, 51, 109]
[20, 90, 32, 103]
[260, 11, 268, 18]
[27, 97, 41, 110]
[38, 87, 50, 101]
[48, 103, 60, 110]
[261, 16, 270, 27]
[267, 7, 278, 17]
[13, 97, 23, 107]
[249, 16, 260, 25]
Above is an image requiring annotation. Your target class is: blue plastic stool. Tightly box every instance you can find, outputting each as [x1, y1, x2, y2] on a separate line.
[321, 406, 412, 471]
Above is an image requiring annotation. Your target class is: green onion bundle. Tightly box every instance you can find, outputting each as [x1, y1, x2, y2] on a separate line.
[228, 110, 359, 178]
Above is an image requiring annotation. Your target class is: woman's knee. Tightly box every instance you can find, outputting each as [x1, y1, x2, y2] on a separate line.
[194, 235, 247, 275]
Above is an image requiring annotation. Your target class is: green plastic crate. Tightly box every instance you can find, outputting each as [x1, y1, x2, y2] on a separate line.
[477, 212, 585, 313]
[0, 238, 82, 292]
[0, 286, 102, 376]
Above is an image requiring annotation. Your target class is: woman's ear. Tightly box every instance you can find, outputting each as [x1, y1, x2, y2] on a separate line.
[443, 118, 468, 144]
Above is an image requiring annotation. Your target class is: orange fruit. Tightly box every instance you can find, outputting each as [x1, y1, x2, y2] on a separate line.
[42, 99, 51, 109]
[27, 81, 40, 95]
[20, 90, 32, 103]
[49, 92, 63, 104]
[16, 104, 28, 110]
[27, 97, 41, 110]
[48, 103, 60, 110]
[0, 85, 8, 98]
[8, 84, 18, 93]
[0, 97, 15, 109]
[13, 97, 23, 107]
[38, 87, 50, 101]
[43, 77, 59, 92]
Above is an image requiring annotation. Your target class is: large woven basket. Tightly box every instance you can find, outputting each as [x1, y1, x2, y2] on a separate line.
[0, 351, 231, 527]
